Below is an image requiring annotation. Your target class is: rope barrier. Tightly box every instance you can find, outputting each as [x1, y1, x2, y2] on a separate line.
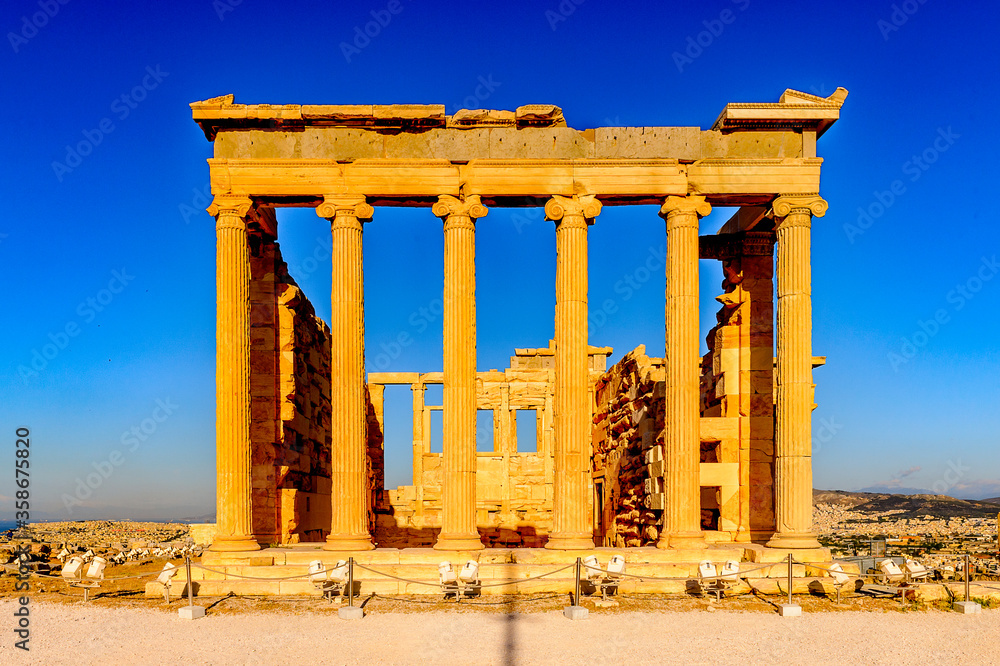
[368, 592, 564, 606]
[30, 552, 1000, 603]
[468, 563, 576, 589]
[191, 562, 325, 582]
[791, 558, 958, 587]
[580, 559, 776, 582]
[353, 561, 576, 589]
[349, 562, 444, 588]
[30, 570, 159, 582]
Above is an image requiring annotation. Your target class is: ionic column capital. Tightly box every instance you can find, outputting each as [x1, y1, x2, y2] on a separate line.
[433, 195, 488, 228]
[771, 195, 828, 222]
[316, 195, 374, 227]
[545, 194, 602, 226]
[659, 195, 711, 228]
[207, 194, 253, 228]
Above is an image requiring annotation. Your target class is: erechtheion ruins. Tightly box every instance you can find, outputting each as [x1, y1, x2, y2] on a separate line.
[181, 86, 848, 594]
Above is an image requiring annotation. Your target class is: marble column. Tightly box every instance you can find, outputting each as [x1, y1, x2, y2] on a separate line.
[433, 195, 487, 551]
[657, 195, 711, 550]
[317, 195, 375, 551]
[767, 195, 826, 550]
[208, 195, 260, 552]
[545, 194, 601, 550]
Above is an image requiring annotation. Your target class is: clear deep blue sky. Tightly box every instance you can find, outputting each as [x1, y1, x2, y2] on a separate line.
[3, 0, 999, 520]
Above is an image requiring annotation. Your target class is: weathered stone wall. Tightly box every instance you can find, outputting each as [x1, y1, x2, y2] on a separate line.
[274, 270, 334, 544]
[700, 234, 777, 541]
[592, 346, 665, 547]
[247, 231, 281, 544]
[247, 234, 344, 544]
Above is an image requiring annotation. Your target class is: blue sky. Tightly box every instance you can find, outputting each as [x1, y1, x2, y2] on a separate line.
[3, 0, 999, 520]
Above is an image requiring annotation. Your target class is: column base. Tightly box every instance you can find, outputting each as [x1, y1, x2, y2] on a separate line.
[544, 533, 595, 550]
[433, 533, 485, 551]
[656, 531, 708, 550]
[766, 532, 822, 550]
[323, 534, 375, 551]
[208, 535, 261, 553]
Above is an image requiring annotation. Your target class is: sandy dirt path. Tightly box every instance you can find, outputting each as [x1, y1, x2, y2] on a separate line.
[1, 601, 997, 665]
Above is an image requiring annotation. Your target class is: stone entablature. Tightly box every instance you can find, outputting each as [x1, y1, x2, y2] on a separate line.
[192, 89, 846, 206]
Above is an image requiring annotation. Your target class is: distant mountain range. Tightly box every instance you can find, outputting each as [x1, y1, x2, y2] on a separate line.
[814, 489, 1000, 519]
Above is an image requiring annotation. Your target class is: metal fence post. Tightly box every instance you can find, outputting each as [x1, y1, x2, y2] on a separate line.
[575, 557, 582, 606]
[348, 557, 355, 607]
[185, 555, 194, 609]
[965, 553, 970, 603]
[177, 554, 205, 619]
[787, 554, 793, 606]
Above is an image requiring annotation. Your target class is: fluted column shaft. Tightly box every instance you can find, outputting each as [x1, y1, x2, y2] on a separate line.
[209, 195, 260, 552]
[545, 195, 601, 550]
[767, 196, 826, 549]
[318, 196, 375, 551]
[433, 195, 487, 551]
[657, 195, 711, 550]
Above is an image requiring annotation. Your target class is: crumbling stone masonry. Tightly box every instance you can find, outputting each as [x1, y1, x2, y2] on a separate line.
[245, 221, 379, 545]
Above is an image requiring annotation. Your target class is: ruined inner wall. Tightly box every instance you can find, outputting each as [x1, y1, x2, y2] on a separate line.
[248, 233, 340, 544]
[592, 284, 775, 548]
[592, 346, 665, 547]
[374, 343, 609, 548]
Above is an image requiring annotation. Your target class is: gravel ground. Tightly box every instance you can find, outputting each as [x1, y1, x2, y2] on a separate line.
[1, 600, 997, 665]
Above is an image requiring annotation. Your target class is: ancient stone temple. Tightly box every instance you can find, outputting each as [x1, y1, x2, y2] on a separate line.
[190, 86, 847, 582]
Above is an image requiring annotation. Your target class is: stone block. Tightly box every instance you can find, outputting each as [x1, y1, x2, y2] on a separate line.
[338, 606, 364, 620]
[906, 584, 950, 603]
[298, 128, 382, 160]
[385, 128, 490, 160]
[725, 132, 803, 159]
[562, 605, 589, 620]
[178, 605, 206, 620]
[488, 127, 594, 159]
[954, 601, 981, 614]
[777, 603, 801, 617]
[594, 126, 703, 160]
[749, 440, 775, 462]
